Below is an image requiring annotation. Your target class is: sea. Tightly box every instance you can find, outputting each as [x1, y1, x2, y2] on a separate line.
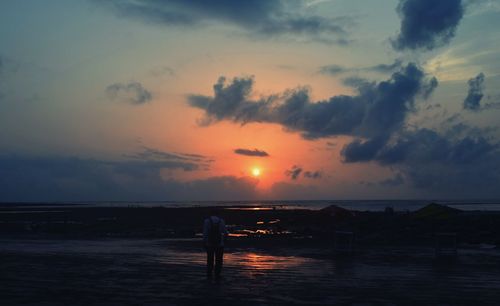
[5, 199, 500, 212]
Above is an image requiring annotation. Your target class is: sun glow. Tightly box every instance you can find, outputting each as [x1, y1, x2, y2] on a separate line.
[252, 167, 261, 177]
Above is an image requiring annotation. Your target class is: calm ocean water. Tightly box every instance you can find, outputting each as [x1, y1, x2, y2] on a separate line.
[17, 199, 500, 211]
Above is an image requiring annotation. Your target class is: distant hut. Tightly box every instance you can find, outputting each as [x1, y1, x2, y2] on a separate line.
[412, 203, 462, 219]
[320, 205, 354, 218]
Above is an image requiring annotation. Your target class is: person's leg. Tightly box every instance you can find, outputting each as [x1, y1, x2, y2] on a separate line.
[206, 246, 215, 277]
[214, 247, 224, 278]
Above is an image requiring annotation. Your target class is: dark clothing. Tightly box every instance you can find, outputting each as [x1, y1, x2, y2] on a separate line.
[206, 246, 224, 277]
[203, 215, 227, 278]
[203, 216, 227, 247]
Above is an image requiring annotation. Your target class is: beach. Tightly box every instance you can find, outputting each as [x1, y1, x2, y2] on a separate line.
[2, 238, 500, 305]
[2, 203, 500, 305]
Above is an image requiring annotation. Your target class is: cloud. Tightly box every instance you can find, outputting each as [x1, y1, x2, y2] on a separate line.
[341, 136, 388, 162]
[463, 72, 485, 111]
[366, 60, 403, 73]
[354, 127, 500, 196]
[285, 165, 302, 180]
[392, 0, 464, 51]
[341, 76, 371, 88]
[285, 166, 322, 180]
[127, 146, 210, 162]
[379, 173, 405, 187]
[319, 60, 403, 76]
[95, 0, 351, 44]
[106, 81, 152, 105]
[189, 63, 437, 142]
[376, 128, 498, 166]
[319, 64, 346, 75]
[339, 120, 500, 196]
[234, 148, 269, 157]
[0, 154, 259, 202]
[124, 146, 213, 170]
[304, 170, 322, 179]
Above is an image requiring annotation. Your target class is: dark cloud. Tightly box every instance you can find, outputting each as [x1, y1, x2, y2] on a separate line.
[379, 173, 405, 187]
[341, 136, 388, 163]
[376, 128, 498, 165]
[319, 64, 346, 75]
[463, 73, 485, 111]
[189, 63, 437, 143]
[421, 77, 439, 99]
[0, 154, 258, 202]
[392, 0, 464, 50]
[106, 81, 152, 105]
[285, 165, 302, 180]
[127, 146, 211, 163]
[124, 146, 213, 170]
[341, 76, 371, 88]
[350, 127, 500, 196]
[234, 148, 269, 157]
[95, 0, 351, 44]
[285, 166, 322, 180]
[304, 170, 322, 179]
[319, 60, 403, 76]
[366, 60, 403, 73]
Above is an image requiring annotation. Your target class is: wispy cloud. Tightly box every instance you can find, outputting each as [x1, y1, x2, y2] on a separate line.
[285, 165, 303, 180]
[106, 81, 152, 105]
[234, 148, 269, 157]
[463, 72, 485, 111]
[319, 60, 403, 76]
[94, 0, 352, 44]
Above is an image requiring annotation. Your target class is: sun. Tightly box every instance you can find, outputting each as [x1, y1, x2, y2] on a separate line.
[252, 167, 261, 177]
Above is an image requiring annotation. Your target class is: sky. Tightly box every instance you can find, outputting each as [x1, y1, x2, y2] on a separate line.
[1, 0, 500, 202]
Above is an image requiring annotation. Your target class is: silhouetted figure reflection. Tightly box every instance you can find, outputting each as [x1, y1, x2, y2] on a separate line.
[203, 209, 228, 280]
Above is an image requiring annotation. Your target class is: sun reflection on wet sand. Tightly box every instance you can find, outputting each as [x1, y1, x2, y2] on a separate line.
[228, 252, 311, 271]
[156, 248, 323, 283]
[157, 249, 313, 273]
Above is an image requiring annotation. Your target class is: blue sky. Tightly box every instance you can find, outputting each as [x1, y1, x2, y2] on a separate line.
[1, 0, 500, 201]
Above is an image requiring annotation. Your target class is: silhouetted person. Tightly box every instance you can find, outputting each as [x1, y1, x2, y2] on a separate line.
[203, 209, 227, 279]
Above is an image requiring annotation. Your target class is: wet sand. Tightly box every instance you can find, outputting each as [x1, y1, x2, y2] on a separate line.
[2, 238, 500, 305]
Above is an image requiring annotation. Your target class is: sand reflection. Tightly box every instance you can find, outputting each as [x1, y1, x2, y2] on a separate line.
[158, 248, 312, 273]
[225, 252, 311, 271]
